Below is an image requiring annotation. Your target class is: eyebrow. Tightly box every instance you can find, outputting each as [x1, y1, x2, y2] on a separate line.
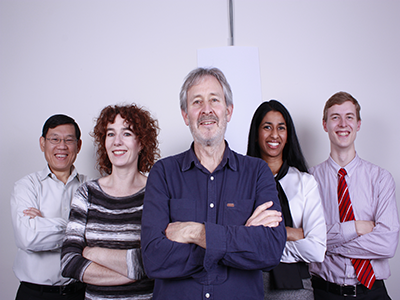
[49, 134, 76, 138]
[106, 127, 132, 131]
[330, 112, 356, 117]
[192, 92, 223, 99]
[262, 121, 286, 125]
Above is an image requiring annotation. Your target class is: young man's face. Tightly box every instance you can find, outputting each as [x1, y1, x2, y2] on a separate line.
[323, 101, 361, 152]
[40, 124, 82, 176]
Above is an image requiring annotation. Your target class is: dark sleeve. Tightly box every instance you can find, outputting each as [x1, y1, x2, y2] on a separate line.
[204, 161, 286, 272]
[141, 161, 206, 280]
[141, 159, 286, 279]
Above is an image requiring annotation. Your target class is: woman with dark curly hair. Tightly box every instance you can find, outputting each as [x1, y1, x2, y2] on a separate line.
[247, 100, 326, 300]
[61, 104, 160, 300]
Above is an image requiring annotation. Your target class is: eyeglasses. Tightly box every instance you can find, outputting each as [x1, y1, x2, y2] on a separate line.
[46, 137, 78, 145]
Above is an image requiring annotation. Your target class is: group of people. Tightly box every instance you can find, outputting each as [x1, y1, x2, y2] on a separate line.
[10, 67, 399, 300]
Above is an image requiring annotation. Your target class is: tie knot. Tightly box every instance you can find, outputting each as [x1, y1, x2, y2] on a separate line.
[339, 168, 347, 177]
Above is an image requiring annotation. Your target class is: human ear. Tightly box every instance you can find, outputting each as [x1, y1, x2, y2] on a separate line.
[181, 109, 189, 126]
[323, 119, 328, 132]
[39, 136, 45, 152]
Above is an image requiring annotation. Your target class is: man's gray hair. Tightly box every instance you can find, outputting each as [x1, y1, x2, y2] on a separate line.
[179, 67, 233, 113]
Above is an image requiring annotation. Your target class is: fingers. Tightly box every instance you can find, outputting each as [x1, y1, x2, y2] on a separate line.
[355, 220, 375, 236]
[247, 212, 282, 228]
[165, 222, 187, 243]
[245, 202, 282, 227]
[250, 201, 274, 219]
[23, 207, 43, 219]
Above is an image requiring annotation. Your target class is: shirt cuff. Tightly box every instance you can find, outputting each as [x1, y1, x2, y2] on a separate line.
[126, 249, 145, 280]
[341, 220, 358, 242]
[204, 222, 226, 271]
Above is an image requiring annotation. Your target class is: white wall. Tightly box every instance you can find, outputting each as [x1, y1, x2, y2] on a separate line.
[1, 1, 399, 299]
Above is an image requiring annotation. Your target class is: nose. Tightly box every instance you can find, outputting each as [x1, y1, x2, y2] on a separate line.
[57, 139, 68, 148]
[201, 101, 213, 115]
[271, 127, 279, 138]
[338, 118, 346, 127]
[114, 134, 123, 146]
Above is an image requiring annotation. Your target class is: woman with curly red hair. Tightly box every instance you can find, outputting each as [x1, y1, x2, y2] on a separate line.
[61, 104, 160, 300]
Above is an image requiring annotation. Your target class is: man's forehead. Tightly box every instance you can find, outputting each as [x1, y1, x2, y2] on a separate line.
[328, 101, 357, 115]
[188, 76, 224, 95]
[47, 124, 76, 136]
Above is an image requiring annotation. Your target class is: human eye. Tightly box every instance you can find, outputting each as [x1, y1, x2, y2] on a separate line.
[278, 126, 286, 131]
[107, 132, 115, 137]
[65, 138, 76, 144]
[123, 131, 133, 137]
[50, 137, 60, 144]
[263, 125, 271, 130]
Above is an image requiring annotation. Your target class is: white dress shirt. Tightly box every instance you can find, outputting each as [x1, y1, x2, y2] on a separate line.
[279, 167, 326, 263]
[10, 165, 87, 285]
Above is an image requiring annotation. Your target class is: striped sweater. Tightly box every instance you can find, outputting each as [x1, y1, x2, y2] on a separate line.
[61, 180, 153, 300]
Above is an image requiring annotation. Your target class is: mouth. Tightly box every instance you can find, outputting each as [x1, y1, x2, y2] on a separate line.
[55, 154, 68, 159]
[200, 120, 217, 126]
[198, 115, 219, 127]
[113, 150, 127, 155]
[267, 141, 280, 149]
[337, 131, 350, 137]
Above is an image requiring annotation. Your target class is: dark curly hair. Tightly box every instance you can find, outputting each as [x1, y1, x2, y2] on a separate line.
[92, 104, 160, 175]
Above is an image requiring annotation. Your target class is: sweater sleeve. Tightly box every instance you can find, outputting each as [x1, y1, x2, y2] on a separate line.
[61, 183, 92, 281]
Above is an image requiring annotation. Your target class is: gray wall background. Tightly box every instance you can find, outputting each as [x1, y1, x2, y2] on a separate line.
[1, 1, 399, 299]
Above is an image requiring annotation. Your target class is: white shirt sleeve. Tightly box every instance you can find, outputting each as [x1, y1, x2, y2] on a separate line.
[11, 173, 68, 252]
[279, 167, 326, 263]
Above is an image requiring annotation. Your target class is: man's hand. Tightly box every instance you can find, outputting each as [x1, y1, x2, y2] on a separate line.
[355, 220, 375, 236]
[165, 222, 206, 249]
[23, 207, 43, 219]
[245, 201, 282, 227]
[286, 227, 304, 241]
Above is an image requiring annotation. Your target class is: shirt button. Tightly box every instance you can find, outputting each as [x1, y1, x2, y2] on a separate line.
[210, 203, 214, 208]
[205, 293, 210, 298]
[210, 176, 214, 181]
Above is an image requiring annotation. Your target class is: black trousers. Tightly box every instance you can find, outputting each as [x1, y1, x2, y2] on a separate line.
[16, 282, 85, 300]
[312, 278, 391, 300]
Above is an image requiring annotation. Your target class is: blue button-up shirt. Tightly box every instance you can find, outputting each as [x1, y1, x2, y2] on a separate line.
[141, 143, 286, 300]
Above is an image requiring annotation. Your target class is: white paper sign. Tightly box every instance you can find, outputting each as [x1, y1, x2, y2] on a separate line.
[197, 46, 263, 154]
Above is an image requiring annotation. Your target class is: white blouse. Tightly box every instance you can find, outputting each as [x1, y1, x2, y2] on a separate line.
[278, 167, 326, 264]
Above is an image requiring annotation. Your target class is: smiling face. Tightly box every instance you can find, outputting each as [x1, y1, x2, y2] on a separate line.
[257, 110, 287, 163]
[105, 114, 142, 171]
[323, 101, 361, 154]
[181, 75, 233, 147]
[40, 124, 82, 179]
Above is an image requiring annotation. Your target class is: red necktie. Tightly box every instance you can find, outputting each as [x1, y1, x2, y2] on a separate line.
[338, 168, 375, 289]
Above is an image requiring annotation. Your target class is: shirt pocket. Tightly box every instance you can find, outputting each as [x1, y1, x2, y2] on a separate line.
[170, 198, 196, 222]
[223, 199, 254, 225]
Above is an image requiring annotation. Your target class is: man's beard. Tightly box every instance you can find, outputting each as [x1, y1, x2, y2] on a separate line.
[189, 114, 227, 147]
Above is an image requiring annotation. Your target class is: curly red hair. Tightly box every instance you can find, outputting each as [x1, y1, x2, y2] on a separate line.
[92, 104, 160, 175]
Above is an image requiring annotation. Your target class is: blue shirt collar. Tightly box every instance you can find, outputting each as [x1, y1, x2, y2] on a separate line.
[182, 141, 237, 173]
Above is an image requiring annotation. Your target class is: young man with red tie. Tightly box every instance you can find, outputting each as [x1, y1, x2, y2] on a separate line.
[309, 91, 399, 299]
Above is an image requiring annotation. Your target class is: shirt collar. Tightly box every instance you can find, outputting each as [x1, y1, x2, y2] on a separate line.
[39, 165, 82, 183]
[182, 141, 237, 173]
[328, 152, 360, 177]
